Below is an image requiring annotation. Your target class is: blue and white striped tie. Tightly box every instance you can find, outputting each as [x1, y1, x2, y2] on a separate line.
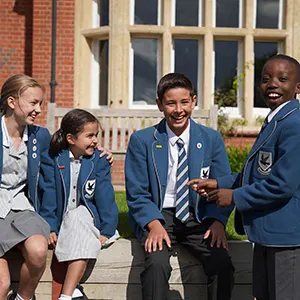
[175, 138, 190, 222]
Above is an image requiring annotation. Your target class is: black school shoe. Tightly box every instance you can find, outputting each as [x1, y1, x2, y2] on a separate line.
[72, 286, 89, 300]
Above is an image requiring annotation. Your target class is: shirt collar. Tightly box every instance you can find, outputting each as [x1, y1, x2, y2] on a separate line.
[267, 101, 290, 123]
[1, 116, 28, 147]
[69, 150, 82, 161]
[166, 119, 190, 146]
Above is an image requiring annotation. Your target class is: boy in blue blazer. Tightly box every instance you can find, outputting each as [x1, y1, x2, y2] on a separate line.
[125, 73, 234, 300]
[189, 54, 300, 300]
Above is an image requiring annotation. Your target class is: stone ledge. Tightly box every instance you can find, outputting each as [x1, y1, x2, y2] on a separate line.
[9, 239, 253, 300]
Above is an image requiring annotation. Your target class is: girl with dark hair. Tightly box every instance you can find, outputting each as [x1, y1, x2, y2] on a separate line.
[40, 109, 118, 300]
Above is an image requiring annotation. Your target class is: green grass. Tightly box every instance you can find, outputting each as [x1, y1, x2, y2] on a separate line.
[115, 192, 246, 240]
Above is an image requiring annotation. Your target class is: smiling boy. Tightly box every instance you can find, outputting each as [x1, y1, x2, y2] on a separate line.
[125, 73, 234, 300]
[188, 54, 300, 300]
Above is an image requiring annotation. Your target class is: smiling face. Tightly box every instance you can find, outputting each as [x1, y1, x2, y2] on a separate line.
[8, 87, 43, 126]
[156, 87, 196, 136]
[260, 58, 300, 110]
[67, 121, 99, 159]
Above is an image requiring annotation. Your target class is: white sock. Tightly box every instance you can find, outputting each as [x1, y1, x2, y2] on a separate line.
[15, 294, 24, 300]
[72, 288, 83, 298]
[58, 295, 72, 300]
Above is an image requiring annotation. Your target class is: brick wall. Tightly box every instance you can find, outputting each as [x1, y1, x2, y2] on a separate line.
[0, 0, 75, 125]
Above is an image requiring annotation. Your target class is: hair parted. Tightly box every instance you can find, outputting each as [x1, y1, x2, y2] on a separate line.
[0, 74, 45, 114]
[157, 73, 195, 102]
[50, 109, 99, 156]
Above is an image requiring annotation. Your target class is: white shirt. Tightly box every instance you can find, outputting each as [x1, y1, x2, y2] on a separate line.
[267, 101, 291, 123]
[163, 121, 190, 208]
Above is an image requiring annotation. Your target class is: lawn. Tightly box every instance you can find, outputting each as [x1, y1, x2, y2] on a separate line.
[115, 192, 246, 240]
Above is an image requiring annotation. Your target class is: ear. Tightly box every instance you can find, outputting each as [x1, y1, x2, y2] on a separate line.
[295, 82, 300, 95]
[156, 98, 164, 112]
[191, 95, 197, 109]
[7, 96, 16, 110]
[66, 133, 76, 145]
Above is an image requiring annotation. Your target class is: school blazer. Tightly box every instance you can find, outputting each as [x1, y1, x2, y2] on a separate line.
[218, 100, 300, 246]
[40, 149, 118, 238]
[125, 118, 232, 240]
[0, 121, 51, 211]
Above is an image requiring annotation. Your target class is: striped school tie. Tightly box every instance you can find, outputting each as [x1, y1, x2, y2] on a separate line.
[175, 138, 190, 222]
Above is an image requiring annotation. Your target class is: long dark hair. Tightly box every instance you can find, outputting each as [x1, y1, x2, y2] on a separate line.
[50, 109, 98, 156]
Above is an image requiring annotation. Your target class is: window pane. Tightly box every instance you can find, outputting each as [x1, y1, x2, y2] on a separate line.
[98, 0, 109, 26]
[254, 42, 278, 108]
[256, 0, 281, 29]
[132, 38, 158, 105]
[174, 39, 198, 96]
[99, 40, 109, 105]
[214, 41, 238, 107]
[216, 0, 240, 28]
[176, 0, 199, 26]
[134, 0, 158, 25]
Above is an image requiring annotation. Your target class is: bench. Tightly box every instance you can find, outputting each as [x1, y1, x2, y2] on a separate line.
[46, 103, 218, 154]
[9, 239, 253, 300]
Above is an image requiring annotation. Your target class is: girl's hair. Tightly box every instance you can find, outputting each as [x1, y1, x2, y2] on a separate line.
[50, 109, 99, 156]
[0, 74, 45, 114]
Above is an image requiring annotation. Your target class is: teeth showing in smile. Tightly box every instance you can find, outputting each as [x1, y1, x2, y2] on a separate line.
[267, 93, 281, 98]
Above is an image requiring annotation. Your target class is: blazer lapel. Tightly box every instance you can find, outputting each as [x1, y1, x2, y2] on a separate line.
[152, 120, 168, 200]
[56, 150, 71, 201]
[78, 153, 95, 198]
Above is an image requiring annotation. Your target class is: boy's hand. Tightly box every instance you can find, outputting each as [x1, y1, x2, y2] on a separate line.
[207, 189, 234, 207]
[100, 235, 109, 245]
[187, 178, 218, 195]
[96, 146, 114, 165]
[204, 220, 228, 250]
[48, 232, 58, 249]
[145, 220, 171, 253]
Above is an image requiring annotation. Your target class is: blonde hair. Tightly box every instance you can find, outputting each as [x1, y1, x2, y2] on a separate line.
[0, 74, 45, 114]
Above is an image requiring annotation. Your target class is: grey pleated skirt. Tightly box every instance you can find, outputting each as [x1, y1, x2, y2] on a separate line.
[55, 205, 101, 262]
[0, 210, 50, 257]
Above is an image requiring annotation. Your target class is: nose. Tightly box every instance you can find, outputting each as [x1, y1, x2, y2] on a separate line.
[267, 78, 278, 88]
[93, 135, 98, 145]
[174, 103, 183, 113]
[35, 103, 42, 114]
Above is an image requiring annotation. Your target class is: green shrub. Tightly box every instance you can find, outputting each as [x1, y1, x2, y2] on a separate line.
[226, 145, 250, 173]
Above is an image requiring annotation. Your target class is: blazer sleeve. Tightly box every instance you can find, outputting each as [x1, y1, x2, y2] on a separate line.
[233, 121, 300, 213]
[38, 129, 58, 233]
[94, 155, 118, 238]
[205, 131, 234, 226]
[125, 133, 164, 230]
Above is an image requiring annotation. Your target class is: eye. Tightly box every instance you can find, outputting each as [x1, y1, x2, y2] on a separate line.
[279, 77, 288, 82]
[261, 77, 269, 83]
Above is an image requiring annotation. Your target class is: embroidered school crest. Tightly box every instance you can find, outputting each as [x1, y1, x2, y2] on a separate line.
[258, 151, 272, 175]
[85, 179, 96, 198]
[200, 166, 210, 179]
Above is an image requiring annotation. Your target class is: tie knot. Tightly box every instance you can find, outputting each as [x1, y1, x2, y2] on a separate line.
[176, 138, 184, 150]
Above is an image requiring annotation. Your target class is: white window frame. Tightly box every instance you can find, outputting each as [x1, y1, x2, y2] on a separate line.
[253, 0, 284, 29]
[130, 0, 162, 26]
[171, 38, 203, 107]
[129, 37, 161, 109]
[90, 39, 109, 108]
[213, 0, 244, 28]
[212, 40, 244, 118]
[171, 0, 203, 27]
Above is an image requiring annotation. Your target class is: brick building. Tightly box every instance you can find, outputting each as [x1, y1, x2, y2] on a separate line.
[1, 0, 300, 186]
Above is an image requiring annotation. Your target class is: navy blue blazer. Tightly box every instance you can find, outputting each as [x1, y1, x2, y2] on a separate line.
[125, 118, 232, 240]
[0, 121, 51, 211]
[40, 149, 118, 238]
[218, 100, 300, 246]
